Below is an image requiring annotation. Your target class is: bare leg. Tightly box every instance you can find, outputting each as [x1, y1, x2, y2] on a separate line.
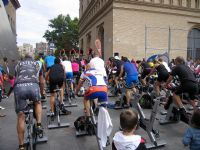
[50, 92, 55, 112]
[155, 81, 161, 96]
[17, 112, 25, 146]
[59, 85, 64, 103]
[35, 101, 42, 123]
[84, 99, 90, 116]
[173, 93, 183, 108]
[126, 89, 131, 105]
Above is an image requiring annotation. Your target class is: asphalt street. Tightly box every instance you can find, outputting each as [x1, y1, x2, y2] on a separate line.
[0, 93, 190, 150]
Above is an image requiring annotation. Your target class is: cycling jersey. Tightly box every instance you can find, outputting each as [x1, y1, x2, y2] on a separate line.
[72, 62, 79, 72]
[80, 68, 106, 86]
[62, 60, 73, 73]
[45, 55, 56, 69]
[15, 58, 40, 85]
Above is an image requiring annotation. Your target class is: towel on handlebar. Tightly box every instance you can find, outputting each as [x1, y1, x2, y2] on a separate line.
[97, 107, 113, 148]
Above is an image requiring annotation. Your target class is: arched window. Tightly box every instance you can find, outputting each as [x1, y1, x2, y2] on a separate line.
[187, 0, 191, 8]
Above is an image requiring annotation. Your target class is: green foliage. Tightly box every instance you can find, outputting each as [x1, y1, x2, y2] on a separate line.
[43, 14, 79, 54]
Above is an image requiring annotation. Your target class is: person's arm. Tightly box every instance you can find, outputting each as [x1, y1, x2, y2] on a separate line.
[45, 70, 50, 82]
[75, 79, 84, 95]
[182, 128, 192, 146]
[118, 65, 124, 79]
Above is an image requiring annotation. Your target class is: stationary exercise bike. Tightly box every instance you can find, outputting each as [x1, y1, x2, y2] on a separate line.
[131, 93, 166, 149]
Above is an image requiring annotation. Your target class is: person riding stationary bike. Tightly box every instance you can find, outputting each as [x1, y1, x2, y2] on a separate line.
[165, 56, 199, 123]
[46, 58, 71, 117]
[14, 54, 43, 150]
[118, 57, 139, 107]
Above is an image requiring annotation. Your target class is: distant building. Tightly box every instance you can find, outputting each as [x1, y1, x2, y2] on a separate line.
[0, 0, 20, 61]
[18, 43, 34, 57]
[79, 0, 200, 60]
[36, 42, 49, 55]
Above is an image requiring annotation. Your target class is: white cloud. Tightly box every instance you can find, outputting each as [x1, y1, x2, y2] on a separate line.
[17, 0, 79, 47]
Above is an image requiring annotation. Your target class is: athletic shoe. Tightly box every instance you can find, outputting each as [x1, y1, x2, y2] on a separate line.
[36, 125, 43, 138]
[60, 105, 71, 115]
[179, 108, 189, 124]
[18, 145, 25, 150]
[41, 95, 46, 100]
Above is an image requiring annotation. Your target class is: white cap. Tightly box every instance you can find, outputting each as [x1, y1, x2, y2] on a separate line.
[114, 56, 120, 60]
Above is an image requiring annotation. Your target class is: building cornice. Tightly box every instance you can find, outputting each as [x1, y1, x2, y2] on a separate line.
[79, 0, 113, 37]
[114, 0, 200, 13]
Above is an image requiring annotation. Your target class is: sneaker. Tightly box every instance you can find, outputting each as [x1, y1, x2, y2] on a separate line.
[179, 108, 189, 124]
[49, 111, 55, 117]
[41, 95, 46, 100]
[35, 125, 43, 138]
[60, 105, 71, 115]
[18, 145, 25, 150]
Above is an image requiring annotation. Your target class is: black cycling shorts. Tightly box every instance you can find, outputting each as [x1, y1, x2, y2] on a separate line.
[141, 69, 151, 79]
[175, 82, 198, 100]
[157, 73, 169, 82]
[14, 83, 40, 114]
[49, 78, 64, 93]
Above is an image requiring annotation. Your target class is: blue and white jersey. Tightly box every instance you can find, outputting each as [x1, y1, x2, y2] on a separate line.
[80, 68, 107, 87]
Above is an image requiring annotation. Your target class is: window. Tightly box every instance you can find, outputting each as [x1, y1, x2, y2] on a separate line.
[178, 0, 182, 6]
[195, 0, 199, 8]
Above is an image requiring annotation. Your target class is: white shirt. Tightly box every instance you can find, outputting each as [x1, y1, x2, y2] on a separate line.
[113, 131, 141, 150]
[162, 61, 171, 72]
[90, 57, 107, 77]
[62, 60, 72, 73]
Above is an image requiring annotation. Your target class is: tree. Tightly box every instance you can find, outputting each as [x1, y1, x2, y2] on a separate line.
[43, 14, 79, 54]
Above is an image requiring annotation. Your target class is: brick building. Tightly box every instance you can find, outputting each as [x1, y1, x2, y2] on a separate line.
[79, 0, 200, 60]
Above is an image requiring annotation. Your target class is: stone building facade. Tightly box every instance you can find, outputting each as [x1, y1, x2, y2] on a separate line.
[0, 0, 20, 61]
[79, 0, 200, 61]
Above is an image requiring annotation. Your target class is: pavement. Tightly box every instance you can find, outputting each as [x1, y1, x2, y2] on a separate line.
[0, 93, 190, 150]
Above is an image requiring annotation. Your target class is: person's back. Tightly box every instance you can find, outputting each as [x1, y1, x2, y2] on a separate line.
[124, 61, 138, 77]
[49, 63, 64, 81]
[72, 61, 79, 72]
[90, 56, 107, 77]
[172, 64, 196, 84]
[45, 55, 56, 69]
[15, 57, 40, 85]
[81, 68, 107, 87]
[62, 60, 73, 73]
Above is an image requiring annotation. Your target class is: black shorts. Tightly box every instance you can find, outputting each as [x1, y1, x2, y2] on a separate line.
[157, 73, 169, 82]
[141, 69, 151, 79]
[14, 83, 40, 114]
[175, 82, 198, 100]
[49, 78, 64, 93]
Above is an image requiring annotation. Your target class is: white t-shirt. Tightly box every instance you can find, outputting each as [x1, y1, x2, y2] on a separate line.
[62, 60, 72, 73]
[90, 57, 107, 77]
[113, 131, 141, 150]
[162, 61, 171, 72]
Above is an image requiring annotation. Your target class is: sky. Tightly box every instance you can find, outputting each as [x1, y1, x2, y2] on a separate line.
[17, 0, 79, 47]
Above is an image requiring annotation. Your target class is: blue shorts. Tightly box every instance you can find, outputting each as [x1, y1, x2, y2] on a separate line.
[66, 72, 73, 79]
[84, 86, 108, 103]
[125, 75, 138, 89]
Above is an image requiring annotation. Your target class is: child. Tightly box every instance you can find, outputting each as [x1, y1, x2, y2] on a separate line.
[113, 109, 146, 150]
[182, 109, 200, 150]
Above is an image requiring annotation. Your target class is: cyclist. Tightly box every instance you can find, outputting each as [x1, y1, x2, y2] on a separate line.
[14, 54, 43, 150]
[62, 56, 74, 94]
[71, 58, 80, 86]
[46, 57, 71, 116]
[138, 60, 152, 86]
[148, 59, 169, 96]
[119, 57, 139, 107]
[75, 61, 108, 118]
[44, 53, 55, 71]
[165, 56, 198, 123]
